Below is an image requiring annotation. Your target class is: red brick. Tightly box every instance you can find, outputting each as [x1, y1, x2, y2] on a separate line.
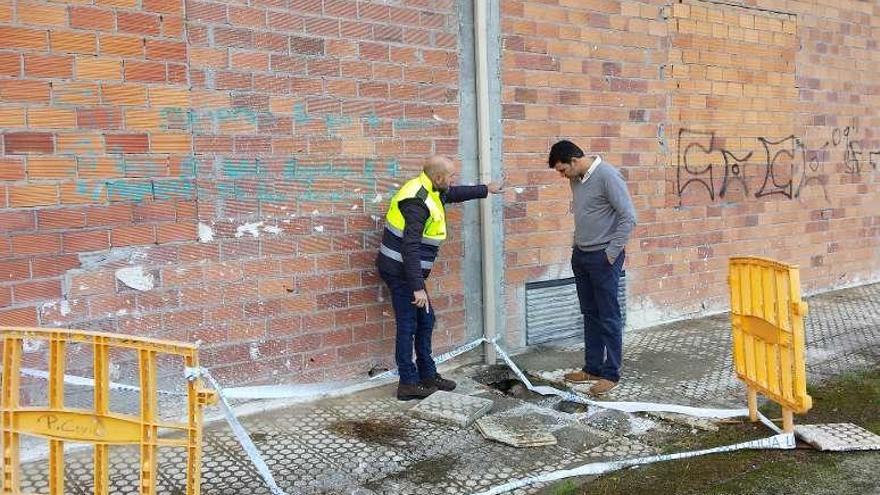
[13, 279, 62, 303]
[145, 39, 187, 62]
[186, 1, 228, 23]
[99, 35, 143, 58]
[12, 233, 61, 255]
[325, 0, 356, 17]
[85, 204, 133, 226]
[0, 307, 38, 326]
[0, 80, 51, 103]
[111, 225, 155, 246]
[18, 0, 67, 26]
[193, 136, 233, 153]
[76, 108, 122, 130]
[24, 54, 74, 79]
[63, 230, 110, 252]
[0, 211, 35, 233]
[229, 5, 266, 28]
[68, 270, 116, 296]
[144, 0, 183, 14]
[38, 209, 86, 229]
[0, 157, 25, 180]
[268, 11, 304, 31]
[4, 132, 54, 154]
[0, 26, 48, 50]
[125, 61, 167, 83]
[214, 27, 254, 48]
[0, 287, 10, 308]
[0, 52, 20, 77]
[105, 134, 149, 153]
[69, 7, 115, 31]
[31, 254, 80, 278]
[117, 12, 161, 36]
[0, 260, 29, 281]
[215, 71, 252, 90]
[157, 221, 197, 243]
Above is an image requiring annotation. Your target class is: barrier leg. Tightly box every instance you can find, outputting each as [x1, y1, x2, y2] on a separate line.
[747, 386, 758, 422]
[782, 408, 795, 433]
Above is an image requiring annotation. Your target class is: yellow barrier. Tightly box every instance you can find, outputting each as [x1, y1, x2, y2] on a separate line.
[728, 257, 812, 432]
[1, 327, 217, 495]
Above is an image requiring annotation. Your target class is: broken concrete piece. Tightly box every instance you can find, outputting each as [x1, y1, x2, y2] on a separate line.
[476, 413, 558, 447]
[409, 391, 493, 427]
[795, 423, 880, 451]
[646, 411, 720, 432]
[115, 266, 154, 291]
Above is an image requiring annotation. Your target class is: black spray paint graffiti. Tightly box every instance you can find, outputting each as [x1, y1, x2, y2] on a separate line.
[677, 126, 877, 204]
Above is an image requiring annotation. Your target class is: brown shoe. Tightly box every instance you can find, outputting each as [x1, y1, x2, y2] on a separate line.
[589, 379, 618, 396]
[421, 374, 456, 392]
[396, 382, 437, 401]
[564, 370, 602, 384]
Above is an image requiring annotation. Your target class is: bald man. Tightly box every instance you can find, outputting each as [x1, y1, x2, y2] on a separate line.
[378, 156, 503, 400]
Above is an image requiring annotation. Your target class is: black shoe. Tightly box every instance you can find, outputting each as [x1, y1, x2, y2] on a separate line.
[421, 374, 456, 392]
[397, 382, 437, 401]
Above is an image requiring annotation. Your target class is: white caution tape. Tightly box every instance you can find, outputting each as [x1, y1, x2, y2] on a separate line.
[470, 432, 796, 495]
[193, 367, 290, 495]
[20, 368, 187, 396]
[492, 342, 750, 419]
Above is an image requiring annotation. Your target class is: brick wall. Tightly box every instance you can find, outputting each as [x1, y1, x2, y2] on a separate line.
[501, 0, 880, 345]
[1, 0, 878, 385]
[0, 0, 463, 385]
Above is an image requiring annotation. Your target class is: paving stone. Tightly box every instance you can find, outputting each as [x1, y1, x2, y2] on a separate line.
[409, 390, 494, 427]
[476, 412, 558, 447]
[795, 423, 880, 451]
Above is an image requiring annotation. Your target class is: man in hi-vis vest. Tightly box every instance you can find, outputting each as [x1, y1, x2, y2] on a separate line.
[377, 155, 503, 400]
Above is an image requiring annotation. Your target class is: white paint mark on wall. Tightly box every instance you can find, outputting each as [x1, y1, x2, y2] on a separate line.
[514, 187, 524, 194]
[372, 194, 382, 203]
[198, 223, 215, 243]
[236, 222, 263, 238]
[22, 339, 44, 353]
[249, 343, 261, 361]
[264, 225, 282, 235]
[115, 266, 154, 292]
[60, 300, 71, 316]
[314, 225, 324, 233]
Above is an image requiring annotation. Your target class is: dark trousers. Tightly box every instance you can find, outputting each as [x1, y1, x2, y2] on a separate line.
[571, 247, 625, 382]
[379, 270, 436, 384]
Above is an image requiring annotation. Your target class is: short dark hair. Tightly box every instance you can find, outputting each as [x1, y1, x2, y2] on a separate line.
[548, 140, 584, 168]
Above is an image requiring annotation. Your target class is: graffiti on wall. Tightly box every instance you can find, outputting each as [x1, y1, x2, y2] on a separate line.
[676, 125, 878, 204]
[60, 103, 443, 209]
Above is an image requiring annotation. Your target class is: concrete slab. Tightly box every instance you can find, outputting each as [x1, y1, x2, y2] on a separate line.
[795, 423, 880, 451]
[476, 412, 558, 447]
[409, 390, 494, 427]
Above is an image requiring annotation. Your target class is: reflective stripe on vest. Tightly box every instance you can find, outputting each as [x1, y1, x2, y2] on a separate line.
[379, 244, 434, 269]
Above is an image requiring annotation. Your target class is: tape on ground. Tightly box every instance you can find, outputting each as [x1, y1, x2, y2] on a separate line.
[493, 342, 749, 419]
[470, 432, 796, 495]
[194, 368, 290, 495]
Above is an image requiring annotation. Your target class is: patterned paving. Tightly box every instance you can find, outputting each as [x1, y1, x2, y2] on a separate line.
[13, 283, 880, 494]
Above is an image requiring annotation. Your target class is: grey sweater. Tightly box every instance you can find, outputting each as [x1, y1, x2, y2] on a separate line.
[570, 160, 636, 261]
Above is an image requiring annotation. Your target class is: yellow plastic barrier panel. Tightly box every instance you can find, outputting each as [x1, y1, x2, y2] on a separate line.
[1, 327, 217, 495]
[729, 257, 812, 432]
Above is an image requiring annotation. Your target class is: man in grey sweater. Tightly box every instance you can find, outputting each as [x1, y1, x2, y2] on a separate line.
[548, 140, 636, 395]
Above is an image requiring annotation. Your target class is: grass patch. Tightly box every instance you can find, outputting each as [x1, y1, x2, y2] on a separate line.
[539, 369, 880, 495]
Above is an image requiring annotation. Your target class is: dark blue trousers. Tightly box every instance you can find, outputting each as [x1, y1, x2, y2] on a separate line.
[379, 270, 436, 384]
[571, 247, 625, 382]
